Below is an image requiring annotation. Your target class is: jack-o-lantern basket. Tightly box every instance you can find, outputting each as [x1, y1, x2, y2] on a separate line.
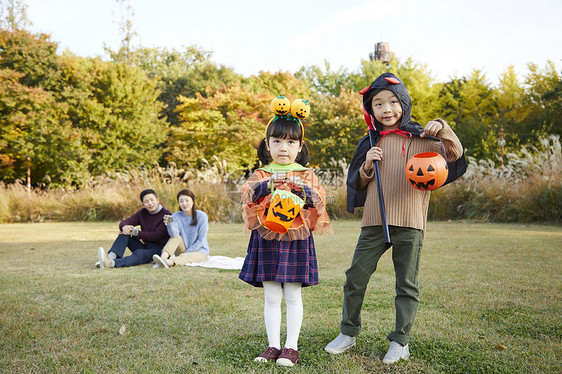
[405, 152, 448, 191]
[263, 189, 305, 234]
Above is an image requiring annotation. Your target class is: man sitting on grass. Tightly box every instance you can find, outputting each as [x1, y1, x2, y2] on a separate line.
[97, 189, 171, 269]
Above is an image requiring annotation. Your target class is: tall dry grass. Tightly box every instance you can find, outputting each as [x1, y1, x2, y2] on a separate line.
[0, 159, 244, 223]
[429, 135, 561, 223]
[1, 136, 560, 223]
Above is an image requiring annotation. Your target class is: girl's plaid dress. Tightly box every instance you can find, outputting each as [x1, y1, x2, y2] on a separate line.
[238, 164, 331, 288]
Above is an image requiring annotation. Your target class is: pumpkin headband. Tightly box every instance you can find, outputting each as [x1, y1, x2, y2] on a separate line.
[267, 95, 310, 137]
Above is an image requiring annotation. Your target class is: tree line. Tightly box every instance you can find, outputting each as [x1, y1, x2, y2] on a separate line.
[0, 28, 560, 187]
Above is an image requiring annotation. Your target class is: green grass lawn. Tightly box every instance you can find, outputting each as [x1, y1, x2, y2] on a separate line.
[0, 221, 560, 373]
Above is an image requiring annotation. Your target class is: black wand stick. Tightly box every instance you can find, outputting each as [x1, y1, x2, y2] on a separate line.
[368, 128, 391, 246]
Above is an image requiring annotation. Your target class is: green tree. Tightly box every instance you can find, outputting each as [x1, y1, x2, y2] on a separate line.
[249, 70, 311, 98]
[58, 55, 168, 175]
[0, 0, 30, 31]
[0, 29, 85, 185]
[0, 28, 60, 90]
[171, 85, 270, 170]
[489, 66, 529, 157]
[306, 88, 365, 166]
[105, 0, 138, 65]
[437, 70, 496, 158]
[0, 68, 87, 185]
[295, 60, 353, 96]
[296, 57, 441, 164]
[0, 29, 168, 185]
[521, 61, 561, 141]
[349, 57, 399, 92]
[133, 46, 241, 127]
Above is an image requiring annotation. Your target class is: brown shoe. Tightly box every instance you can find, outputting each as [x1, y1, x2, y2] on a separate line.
[254, 347, 281, 363]
[276, 348, 299, 367]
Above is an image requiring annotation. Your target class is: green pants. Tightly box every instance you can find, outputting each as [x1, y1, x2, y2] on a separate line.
[340, 225, 423, 346]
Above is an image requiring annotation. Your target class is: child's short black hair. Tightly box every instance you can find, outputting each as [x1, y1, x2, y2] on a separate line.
[257, 118, 309, 166]
[140, 189, 157, 202]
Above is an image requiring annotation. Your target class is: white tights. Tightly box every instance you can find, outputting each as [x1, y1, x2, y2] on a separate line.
[262, 281, 303, 350]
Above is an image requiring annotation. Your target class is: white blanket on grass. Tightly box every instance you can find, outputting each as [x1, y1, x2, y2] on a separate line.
[184, 255, 245, 270]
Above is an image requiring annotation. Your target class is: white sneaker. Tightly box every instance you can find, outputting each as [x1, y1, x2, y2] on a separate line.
[382, 341, 410, 364]
[152, 263, 161, 268]
[94, 261, 101, 268]
[97, 247, 113, 269]
[152, 254, 169, 269]
[324, 333, 356, 354]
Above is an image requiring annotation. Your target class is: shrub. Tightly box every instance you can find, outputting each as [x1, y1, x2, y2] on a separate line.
[1, 136, 559, 223]
[429, 135, 561, 223]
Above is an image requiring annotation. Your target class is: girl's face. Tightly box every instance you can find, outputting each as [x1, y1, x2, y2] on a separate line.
[178, 195, 194, 214]
[267, 136, 302, 165]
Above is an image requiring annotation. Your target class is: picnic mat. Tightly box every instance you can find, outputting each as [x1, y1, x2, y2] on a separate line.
[184, 255, 245, 270]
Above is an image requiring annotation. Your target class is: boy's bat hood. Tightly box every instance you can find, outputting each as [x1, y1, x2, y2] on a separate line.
[361, 72, 413, 132]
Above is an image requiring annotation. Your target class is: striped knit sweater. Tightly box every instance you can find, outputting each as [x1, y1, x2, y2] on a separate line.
[358, 119, 463, 233]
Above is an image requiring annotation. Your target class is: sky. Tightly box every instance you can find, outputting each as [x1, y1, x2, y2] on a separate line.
[25, 0, 562, 86]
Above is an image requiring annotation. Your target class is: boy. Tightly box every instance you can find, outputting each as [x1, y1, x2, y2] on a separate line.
[97, 189, 171, 269]
[325, 73, 465, 363]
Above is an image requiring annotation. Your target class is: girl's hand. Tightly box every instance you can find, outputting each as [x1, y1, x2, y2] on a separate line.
[267, 173, 287, 189]
[421, 120, 444, 138]
[364, 147, 383, 171]
[286, 175, 304, 190]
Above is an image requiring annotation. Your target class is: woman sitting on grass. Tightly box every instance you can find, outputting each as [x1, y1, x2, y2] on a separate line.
[153, 189, 209, 268]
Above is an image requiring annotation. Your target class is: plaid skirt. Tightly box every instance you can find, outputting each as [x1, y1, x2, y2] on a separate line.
[239, 230, 319, 287]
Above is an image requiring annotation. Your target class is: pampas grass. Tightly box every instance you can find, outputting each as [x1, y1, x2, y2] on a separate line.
[429, 135, 561, 223]
[1, 136, 560, 223]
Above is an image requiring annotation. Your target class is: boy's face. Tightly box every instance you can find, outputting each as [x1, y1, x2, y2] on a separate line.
[142, 193, 160, 213]
[371, 89, 403, 130]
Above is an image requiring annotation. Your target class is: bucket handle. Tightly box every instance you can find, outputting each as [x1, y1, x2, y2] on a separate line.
[270, 176, 306, 203]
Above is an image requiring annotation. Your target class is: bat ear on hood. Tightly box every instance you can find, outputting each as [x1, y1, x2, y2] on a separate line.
[359, 85, 370, 95]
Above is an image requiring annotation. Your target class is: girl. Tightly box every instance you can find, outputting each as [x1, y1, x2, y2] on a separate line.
[239, 106, 331, 367]
[153, 189, 209, 268]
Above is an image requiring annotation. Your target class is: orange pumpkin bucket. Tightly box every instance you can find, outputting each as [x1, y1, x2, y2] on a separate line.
[264, 189, 306, 234]
[405, 152, 448, 191]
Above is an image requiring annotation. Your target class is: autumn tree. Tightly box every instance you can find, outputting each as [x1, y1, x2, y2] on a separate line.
[249, 70, 311, 98]
[171, 84, 271, 170]
[0, 68, 86, 185]
[0, 29, 82, 185]
[305, 88, 364, 166]
[133, 46, 241, 128]
[0, 29, 168, 185]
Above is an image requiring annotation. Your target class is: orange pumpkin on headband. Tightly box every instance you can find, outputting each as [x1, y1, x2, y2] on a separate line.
[405, 152, 448, 191]
[271, 95, 291, 115]
[291, 99, 310, 119]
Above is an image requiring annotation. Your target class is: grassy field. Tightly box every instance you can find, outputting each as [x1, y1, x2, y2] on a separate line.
[0, 220, 560, 373]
